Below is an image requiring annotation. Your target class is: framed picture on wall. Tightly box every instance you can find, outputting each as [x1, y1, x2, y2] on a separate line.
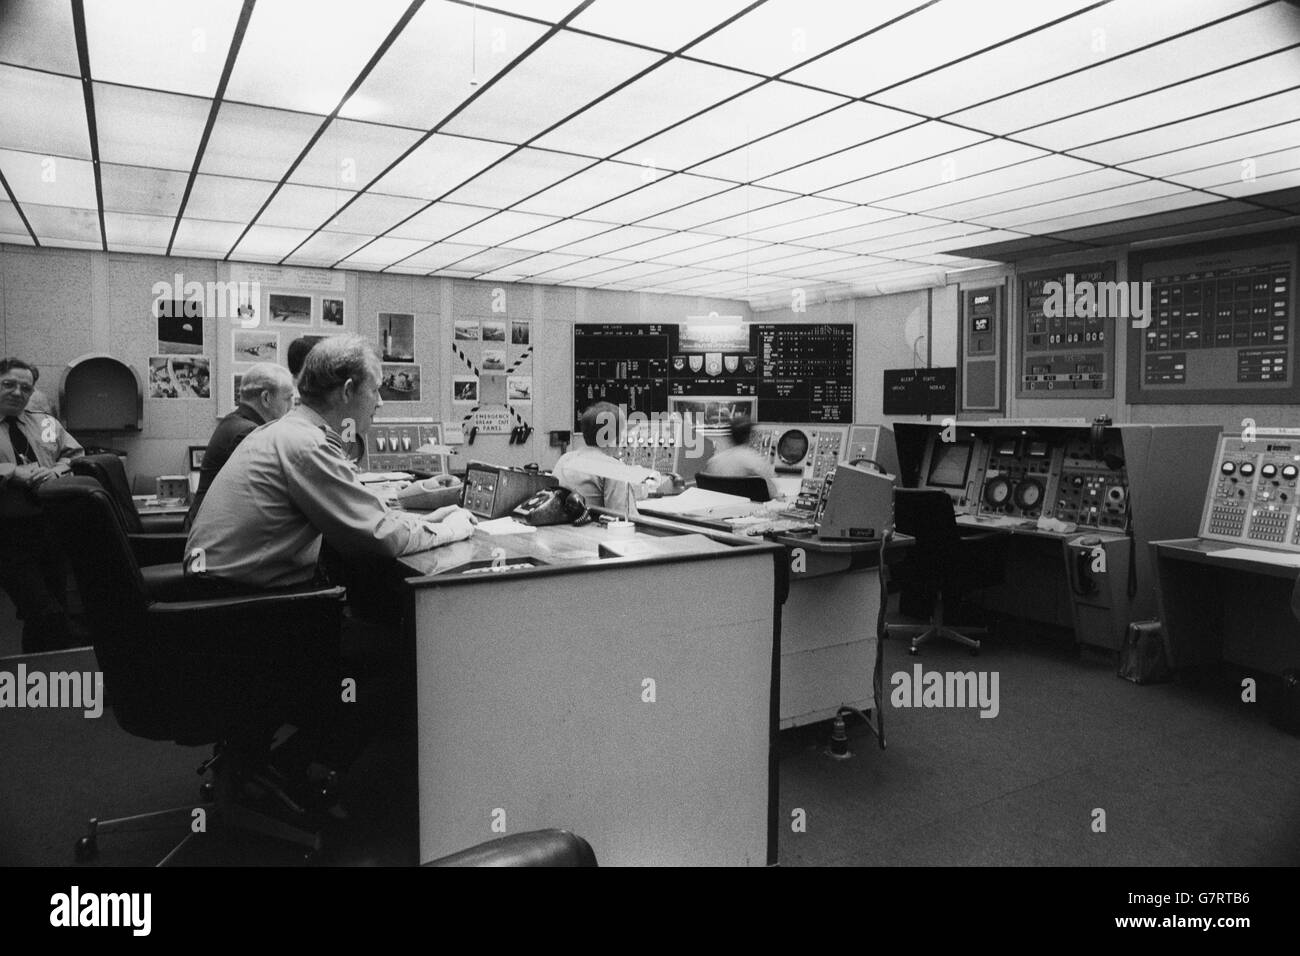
[380, 363, 421, 401]
[322, 297, 344, 327]
[189, 446, 207, 470]
[268, 293, 312, 326]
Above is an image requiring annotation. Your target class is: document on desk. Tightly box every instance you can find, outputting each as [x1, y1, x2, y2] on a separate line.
[475, 516, 537, 535]
[635, 487, 755, 517]
[1211, 547, 1300, 567]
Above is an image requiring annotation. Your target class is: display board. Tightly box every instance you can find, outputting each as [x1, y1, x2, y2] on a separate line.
[958, 284, 1005, 412]
[574, 323, 853, 424]
[882, 367, 956, 416]
[1127, 241, 1298, 405]
[1017, 261, 1116, 398]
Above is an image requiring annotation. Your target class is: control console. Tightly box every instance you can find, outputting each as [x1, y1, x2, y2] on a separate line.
[1200, 430, 1300, 550]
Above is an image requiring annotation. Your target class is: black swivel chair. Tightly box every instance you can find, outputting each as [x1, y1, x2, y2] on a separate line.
[38, 477, 347, 864]
[425, 830, 598, 867]
[71, 453, 188, 565]
[887, 489, 1004, 656]
[694, 472, 773, 502]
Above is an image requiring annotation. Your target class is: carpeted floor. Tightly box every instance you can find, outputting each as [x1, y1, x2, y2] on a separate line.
[2, 618, 1298, 867]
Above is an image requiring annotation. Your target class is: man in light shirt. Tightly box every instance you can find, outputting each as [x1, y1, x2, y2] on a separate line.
[186, 335, 475, 590]
[699, 413, 780, 500]
[552, 402, 676, 516]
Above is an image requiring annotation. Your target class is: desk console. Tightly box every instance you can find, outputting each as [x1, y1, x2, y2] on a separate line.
[1199, 429, 1300, 550]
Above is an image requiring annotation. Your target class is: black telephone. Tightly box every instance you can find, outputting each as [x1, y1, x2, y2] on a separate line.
[513, 486, 591, 526]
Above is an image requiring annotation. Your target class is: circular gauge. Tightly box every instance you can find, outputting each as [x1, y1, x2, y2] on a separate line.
[983, 476, 1012, 508]
[1284, 465, 1298, 480]
[1014, 478, 1044, 511]
[1221, 461, 1236, 475]
[1261, 463, 1277, 478]
[1240, 462, 1255, 477]
[775, 429, 809, 467]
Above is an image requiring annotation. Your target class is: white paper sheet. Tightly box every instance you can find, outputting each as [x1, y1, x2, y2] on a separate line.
[475, 516, 537, 535]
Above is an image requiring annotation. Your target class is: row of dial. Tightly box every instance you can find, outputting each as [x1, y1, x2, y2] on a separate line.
[1220, 461, 1298, 479]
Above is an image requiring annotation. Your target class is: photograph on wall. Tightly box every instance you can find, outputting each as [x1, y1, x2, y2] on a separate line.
[453, 375, 478, 403]
[231, 374, 242, 409]
[322, 297, 344, 327]
[379, 363, 421, 402]
[454, 319, 480, 341]
[511, 320, 530, 345]
[156, 305, 204, 354]
[482, 320, 506, 342]
[482, 348, 506, 371]
[507, 376, 532, 402]
[149, 356, 211, 399]
[268, 293, 312, 325]
[379, 312, 415, 362]
[232, 330, 280, 364]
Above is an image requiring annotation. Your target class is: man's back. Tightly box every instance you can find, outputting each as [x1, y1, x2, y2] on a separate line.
[701, 444, 780, 498]
[197, 405, 264, 496]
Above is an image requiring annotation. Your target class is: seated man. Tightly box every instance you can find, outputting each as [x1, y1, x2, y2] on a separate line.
[287, 335, 318, 381]
[0, 357, 85, 652]
[186, 335, 475, 590]
[185, 362, 294, 529]
[699, 413, 780, 499]
[551, 402, 676, 516]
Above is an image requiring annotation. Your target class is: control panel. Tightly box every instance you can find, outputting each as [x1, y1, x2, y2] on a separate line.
[1199, 431, 1300, 550]
[917, 425, 1130, 529]
[361, 418, 446, 475]
[462, 462, 557, 519]
[749, 423, 850, 506]
[845, 425, 882, 468]
[613, 415, 679, 474]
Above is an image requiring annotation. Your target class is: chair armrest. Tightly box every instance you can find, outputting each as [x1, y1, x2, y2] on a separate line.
[958, 531, 1006, 544]
[148, 585, 346, 615]
[424, 829, 597, 867]
[129, 532, 189, 567]
[138, 512, 186, 534]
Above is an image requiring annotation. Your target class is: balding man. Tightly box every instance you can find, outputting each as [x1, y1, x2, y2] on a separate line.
[185, 362, 295, 529]
[186, 335, 475, 590]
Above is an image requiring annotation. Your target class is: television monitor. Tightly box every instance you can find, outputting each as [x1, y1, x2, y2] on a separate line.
[926, 440, 974, 489]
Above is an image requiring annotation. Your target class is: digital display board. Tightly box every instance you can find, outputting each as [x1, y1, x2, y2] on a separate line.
[1018, 261, 1116, 398]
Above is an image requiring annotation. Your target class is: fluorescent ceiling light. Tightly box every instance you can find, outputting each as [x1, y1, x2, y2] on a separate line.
[289, 119, 423, 190]
[0, 149, 96, 208]
[21, 204, 103, 243]
[494, 216, 617, 252]
[329, 192, 428, 235]
[570, 0, 754, 52]
[1119, 120, 1300, 178]
[879, 154, 1098, 215]
[103, 210, 173, 251]
[337, 236, 432, 268]
[514, 159, 662, 217]
[695, 195, 855, 237]
[281, 230, 372, 266]
[821, 140, 1048, 206]
[553, 225, 674, 257]
[99, 164, 189, 217]
[582, 173, 733, 223]
[450, 210, 562, 247]
[84, 0, 241, 98]
[0, 0, 79, 75]
[171, 218, 246, 255]
[258, 184, 353, 230]
[370, 134, 515, 201]
[184, 175, 277, 222]
[926, 167, 1144, 223]
[200, 101, 323, 180]
[636, 184, 797, 231]
[230, 223, 316, 261]
[387, 202, 494, 242]
[444, 148, 594, 208]
[0, 68, 90, 158]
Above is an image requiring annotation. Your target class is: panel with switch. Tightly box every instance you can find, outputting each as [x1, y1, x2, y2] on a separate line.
[1199, 430, 1300, 550]
[361, 418, 447, 475]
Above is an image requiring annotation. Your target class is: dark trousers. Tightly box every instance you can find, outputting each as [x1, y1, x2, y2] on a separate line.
[0, 513, 69, 624]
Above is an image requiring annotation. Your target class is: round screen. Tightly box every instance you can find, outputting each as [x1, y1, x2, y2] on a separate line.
[776, 429, 809, 467]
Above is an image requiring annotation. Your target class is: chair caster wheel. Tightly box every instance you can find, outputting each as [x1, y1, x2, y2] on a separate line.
[74, 836, 97, 862]
[908, 646, 919, 656]
[199, 782, 215, 802]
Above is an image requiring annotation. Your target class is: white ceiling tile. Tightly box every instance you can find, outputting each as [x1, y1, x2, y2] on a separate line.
[0, 68, 88, 159]
[639, 236, 757, 266]
[443, 246, 543, 274]
[472, 0, 584, 21]
[528, 256, 630, 280]
[925, 167, 1143, 222]
[200, 101, 323, 180]
[259, 184, 352, 230]
[329, 192, 428, 234]
[337, 236, 433, 269]
[171, 218, 246, 256]
[875, 0, 1267, 117]
[0, 0, 80, 75]
[821, 140, 1049, 206]
[513, 159, 661, 217]
[1071, 89, 1300, 166]
[388, 242, 482, 273]
[0, 149, 96, 208]
[1207, 167, 1300, 200]
[694, 195, 855, 236]
[444, 148, 594, 207]
[84, 0, 242, 97]
[1017, 48, 1300, 153]
[184, 175, 277, 222]
[100, 164, 188, 217]
[840, 222, 1001, 256]
[230, 223, 315, 261]
[609, 231, 728, 261]
[555, 225, 675, 257]
[387, 202, 493, 242]
[960, 4, 1300, 136]
[443, 32, 662, 144]
[571, 0, 754, 51]
[744, 204, 900, 243]
[481, 251, 587, 278]
[811, 215, 967, 251]
[93, 84, 212, 170]
[787, 0, 1098, 96]
[339, 2, 549, 129]
[279, 230, 372, 267]
[636, 184, 799, 231]
[877, 153, 1099, 214]
[582, 173, 733, 223]
[103, 210, 173, 252]
[976, 179, 1186, 229]
[1167, 148, 1300, 191]
[688, 0, 926, 76]
[289, 119, 423, 190]
[1009, 190, 1219, 233]
[22, 204, 103, 243]
[536, 58, 759, 157]
[450, 210, 562, 246]
[224, 0, 412, 113]
[1119, 120, 1300, 179]
[369, 133, 515, 200]
[760, 122, 988, 195]
[585, 261, 681, 284]
[504, 217, 620, 251]
[0, 202, 28, 237]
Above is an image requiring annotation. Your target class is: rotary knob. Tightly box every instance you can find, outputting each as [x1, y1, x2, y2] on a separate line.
[1220, 461, 1236, 475]
[1284, 465, 1298, 481]
[1261, 463, 1277, 479]
[1240, 462, 1255, 477]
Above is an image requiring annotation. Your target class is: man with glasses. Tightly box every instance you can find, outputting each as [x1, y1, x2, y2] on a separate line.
[0, 357, 85, 652]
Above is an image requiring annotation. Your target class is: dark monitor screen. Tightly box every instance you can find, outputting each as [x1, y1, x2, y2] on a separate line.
[927, 440, 973, 489]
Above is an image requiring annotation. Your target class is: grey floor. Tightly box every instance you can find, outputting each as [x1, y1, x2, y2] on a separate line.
[2, 605, 1298, 867]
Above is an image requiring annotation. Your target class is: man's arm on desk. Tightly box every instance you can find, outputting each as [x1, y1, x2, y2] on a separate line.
[285, 440, 475, 556]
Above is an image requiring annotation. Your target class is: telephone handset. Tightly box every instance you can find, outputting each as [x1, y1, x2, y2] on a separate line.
[513, 486, 591, 526]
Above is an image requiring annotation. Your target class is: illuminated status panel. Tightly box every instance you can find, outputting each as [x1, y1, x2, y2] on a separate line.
[754, 324, 854, 423]
[1199, 430, 1300, 551]
[1017, 262, 1115, 399]
[1128, 243, 1298, 405]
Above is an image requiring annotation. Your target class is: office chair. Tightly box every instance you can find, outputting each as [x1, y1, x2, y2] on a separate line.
[694, 472, 772, 502]
[886, 489, 1004, 656]
[424, 830, 598, 867]
[71, 453, 188, 565]
[38, 477, 347, 864]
